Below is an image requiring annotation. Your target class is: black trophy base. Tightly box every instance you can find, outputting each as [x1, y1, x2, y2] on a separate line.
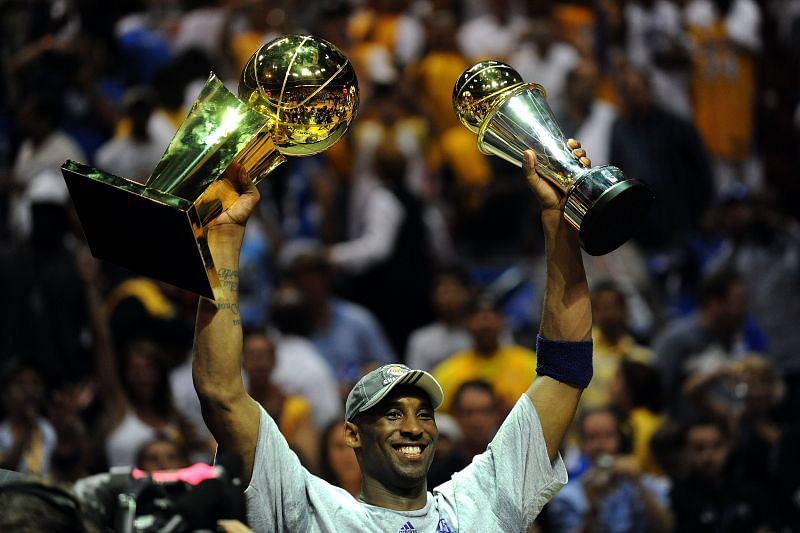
[62, 161, 217, 299]
[578, 177, 653, 256]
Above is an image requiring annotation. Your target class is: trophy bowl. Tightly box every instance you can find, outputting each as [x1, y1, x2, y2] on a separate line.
[453, 61, 653, 256]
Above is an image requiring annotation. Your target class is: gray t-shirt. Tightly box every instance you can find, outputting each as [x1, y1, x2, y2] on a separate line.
[245, 394, 568, 532]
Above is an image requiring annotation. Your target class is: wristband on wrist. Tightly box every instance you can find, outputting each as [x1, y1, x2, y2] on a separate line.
[535, 335, 593, 388]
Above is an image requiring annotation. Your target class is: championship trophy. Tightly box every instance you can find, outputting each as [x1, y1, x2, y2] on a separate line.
[62, 35, 358, 298]
[453, 61, 652, 255]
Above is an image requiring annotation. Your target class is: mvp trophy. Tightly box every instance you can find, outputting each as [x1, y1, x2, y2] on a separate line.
[453, 61, 652, 256]
[62, 35, 358, 299]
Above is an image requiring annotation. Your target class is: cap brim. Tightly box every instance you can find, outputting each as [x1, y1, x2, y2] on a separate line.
[358, 369, 444, 415]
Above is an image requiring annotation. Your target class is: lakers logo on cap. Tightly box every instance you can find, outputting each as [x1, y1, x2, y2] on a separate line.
[382, 365, 408, 385]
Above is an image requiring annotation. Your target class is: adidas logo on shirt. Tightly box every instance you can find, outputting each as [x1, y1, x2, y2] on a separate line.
[399, 521, 418, 533]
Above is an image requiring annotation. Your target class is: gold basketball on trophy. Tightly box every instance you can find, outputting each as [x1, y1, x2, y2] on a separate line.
[239, 35, 358, 156]
[452, 60, 525, 134]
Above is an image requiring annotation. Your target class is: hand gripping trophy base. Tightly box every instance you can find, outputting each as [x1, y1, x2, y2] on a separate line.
[565, 167, 653, 256]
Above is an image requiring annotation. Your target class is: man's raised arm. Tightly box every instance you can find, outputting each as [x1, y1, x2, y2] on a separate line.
[524, 143, 593, 463]
[192, 163, 262, 484]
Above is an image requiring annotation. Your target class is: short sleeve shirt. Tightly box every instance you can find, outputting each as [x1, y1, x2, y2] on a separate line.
[245, 394, 567, 532]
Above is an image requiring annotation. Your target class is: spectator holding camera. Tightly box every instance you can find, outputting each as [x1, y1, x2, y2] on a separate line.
[548, 408, 672, 532]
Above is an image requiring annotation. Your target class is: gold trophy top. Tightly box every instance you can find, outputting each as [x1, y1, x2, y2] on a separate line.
[239, 34, 359, 157]
[452, 60, 530, 134]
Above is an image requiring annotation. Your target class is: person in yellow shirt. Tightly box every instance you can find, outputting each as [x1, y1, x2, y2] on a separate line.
[610, 359, 665, 475]
[432, 295, 537, 414]
[582, 281, 653, 411]
[242, 330, 318, 470]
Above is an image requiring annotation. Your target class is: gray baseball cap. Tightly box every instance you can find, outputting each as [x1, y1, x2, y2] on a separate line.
[345, 364, 444, 421]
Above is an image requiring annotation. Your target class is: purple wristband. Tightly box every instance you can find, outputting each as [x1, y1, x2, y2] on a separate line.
[535, 335, 593, 388]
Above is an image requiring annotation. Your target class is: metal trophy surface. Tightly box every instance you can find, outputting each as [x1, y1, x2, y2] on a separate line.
[453, 61, 653, 256]
[62, 35, 358, 298]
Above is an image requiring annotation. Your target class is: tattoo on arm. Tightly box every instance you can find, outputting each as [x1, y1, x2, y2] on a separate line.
[218, 268, 239, 292]
[214, 269, 241, 325]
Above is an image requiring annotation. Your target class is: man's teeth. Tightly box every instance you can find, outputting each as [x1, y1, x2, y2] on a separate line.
[399, 446, 422, 456]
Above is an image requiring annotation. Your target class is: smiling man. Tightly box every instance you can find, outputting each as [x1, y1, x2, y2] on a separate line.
[192, 142, 594, 532]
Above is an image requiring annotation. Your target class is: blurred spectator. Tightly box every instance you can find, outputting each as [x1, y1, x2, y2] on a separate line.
[456, 0, 529, 61]
[406, 265, 474, 372]
[654, 267, 766, 415]
[95, 87, 168, 183]
[428, 380, 501, 488]
[425, 411, 462, 488]
[347, 0, 425, 68]
[432, 295, 536, 413]
[99, 339, 202, 468]
[557, 59, 615, 167]
[287, 249, 394, 392]
[81, 256, 203, 468]
[0, 359, 55, 476]
[683, 355, 800, 528]
[408, 11, 468, 135]
[548, 408, 673, 532]
[267, 284, 342, 429]
[242, 330, 318, 470]
[135, 436, 190, 473]
[610, 360, 665, 475]
[172, 0, 231, 80]
[227, 2, 282, 74]
[0, 478, 98, 533]
[624, 0, 692, 119]
[510, 16, 580, 119]
[704, 191, 800, 421]
[8, 94, 85, 240]
[318, 419, 361, 497]
[610, 65, 713, 250]
[685, 0, 762, 195]
[582, 281, 654, 411]
[670, 415, 770, 531]
[329, 140, 436, 352]
[0, 179, 91, 384]
[113, 5, 172, 85]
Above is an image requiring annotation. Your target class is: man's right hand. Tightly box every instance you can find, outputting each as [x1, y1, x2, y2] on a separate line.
[209, 163, 260, 230]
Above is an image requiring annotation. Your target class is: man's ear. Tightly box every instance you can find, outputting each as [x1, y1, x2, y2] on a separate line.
[344, 421, 361, 449]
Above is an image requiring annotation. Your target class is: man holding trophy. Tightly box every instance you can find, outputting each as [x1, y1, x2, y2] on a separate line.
[63, 34, 650, 529]
[190, 53, 600, 527]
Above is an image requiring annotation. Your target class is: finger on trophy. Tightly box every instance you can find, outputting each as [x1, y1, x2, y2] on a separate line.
[567, 139, 591, 168]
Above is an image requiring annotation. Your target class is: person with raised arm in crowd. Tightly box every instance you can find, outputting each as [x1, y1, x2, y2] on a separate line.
[191, 140, 594, 531]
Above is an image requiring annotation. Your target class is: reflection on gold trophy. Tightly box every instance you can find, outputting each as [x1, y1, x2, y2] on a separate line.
[453, 61, 652, 256]
[62, 35, 358, 298]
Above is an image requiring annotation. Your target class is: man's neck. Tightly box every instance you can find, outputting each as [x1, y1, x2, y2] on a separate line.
[359, 476, 428, 511]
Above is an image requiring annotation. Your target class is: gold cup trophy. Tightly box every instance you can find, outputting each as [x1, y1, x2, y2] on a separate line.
[453, 61, 653, 256]
[62, 35, 358, 299]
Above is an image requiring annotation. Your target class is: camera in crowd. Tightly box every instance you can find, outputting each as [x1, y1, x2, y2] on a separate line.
[0, 453, 247, 533]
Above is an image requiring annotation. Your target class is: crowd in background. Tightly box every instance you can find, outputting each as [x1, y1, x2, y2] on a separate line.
[0, 0, 799, 530]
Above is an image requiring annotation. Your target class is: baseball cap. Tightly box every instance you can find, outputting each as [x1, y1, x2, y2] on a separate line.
[345, 364, 444, 421]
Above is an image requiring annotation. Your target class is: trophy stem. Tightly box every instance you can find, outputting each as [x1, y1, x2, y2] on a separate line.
[477, 83, 582, 194]
[145, 73, 270, 202]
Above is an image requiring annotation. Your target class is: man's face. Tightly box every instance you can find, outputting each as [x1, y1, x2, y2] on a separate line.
[139, 440, 185, 472]
[454, 387, 500, 450]
[685, 425, 729, 479]
[467, 308, 502, 353]
[433, 276, 469, 321]
[243, 334, 275, 387]
[592, 289, 627, 338]
[581, 411, 620, 461]
[347, 386, 438, 490]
